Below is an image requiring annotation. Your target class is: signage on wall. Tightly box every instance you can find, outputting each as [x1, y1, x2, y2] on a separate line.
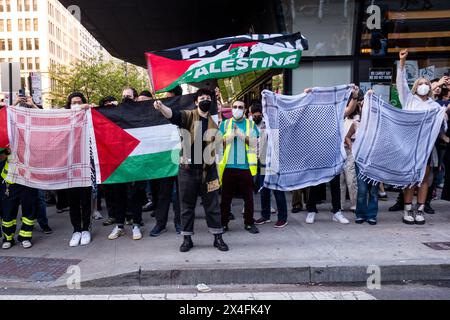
[369, 68, 392, 83]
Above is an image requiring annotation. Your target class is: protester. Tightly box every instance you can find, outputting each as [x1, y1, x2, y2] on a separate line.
[219, 99, 260, 234]
[397, 49, 446, 225]
[149, 86, 182, 237]
[1, 146, 38, 249]
[345, 92, 379, 225]
[64, 92, 93, 247]
[154, 89, 229, 252]
[108, 88, 144, 241]
[302, 85, 360, 224]
[250, 102, 288, 228]
[137, 90, 154, 101]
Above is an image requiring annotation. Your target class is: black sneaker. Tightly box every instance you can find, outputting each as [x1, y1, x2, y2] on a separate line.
[292, 207, 302, 213]
[103, 217, 116, 226]
[389, 202, 403, 212]
[367, 219, 377, 226]
[424, 204, 435, 214]
[245, 224, 259, 234]
[355, 218, 365, 224]
[180, 236, 194, 252]
[41, 225, 53, 234]
[214, 234, 229, 252]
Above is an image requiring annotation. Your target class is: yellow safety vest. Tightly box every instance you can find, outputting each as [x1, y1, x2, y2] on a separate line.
[1, 160, 12, 184]
[219, 118, 258, 183]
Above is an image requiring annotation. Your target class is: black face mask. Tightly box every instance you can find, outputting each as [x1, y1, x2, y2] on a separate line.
[253, 116, 263, 125]
[122, 97, 134, 103]
[198, 100, 212, 113]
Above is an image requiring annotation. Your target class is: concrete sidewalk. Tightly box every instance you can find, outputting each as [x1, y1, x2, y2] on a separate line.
[1, 192, 450, 288]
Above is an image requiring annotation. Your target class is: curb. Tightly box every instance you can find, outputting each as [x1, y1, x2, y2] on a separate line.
[79, 264, 450, 287]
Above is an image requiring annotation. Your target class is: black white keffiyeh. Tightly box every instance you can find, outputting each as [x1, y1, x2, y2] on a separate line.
[353, 93, 446, 188]
[261, 85, 353, 191]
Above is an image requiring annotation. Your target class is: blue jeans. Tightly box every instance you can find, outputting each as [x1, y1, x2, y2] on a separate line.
[36, 190, 48, 227]
[356, 167, 379, 220]
[259, 175, 288, 222]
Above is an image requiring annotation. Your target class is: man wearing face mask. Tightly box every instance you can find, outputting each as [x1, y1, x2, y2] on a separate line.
[219, 100, 260, 234]
[154, 89, 228, 253]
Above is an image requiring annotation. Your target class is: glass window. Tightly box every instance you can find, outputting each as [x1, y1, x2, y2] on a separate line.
[32, 0, 37, 11]
[33, 18, 38, 31]
[0, 2, 4, 12]
[282, 0, 356, 56]
[27, 57, 32, 70]
[19, 38, 24, 50]
[34, 38, 38, 50]
[7, 19, 11, 32]
[7, 39, 12, 50]
[0, 20, 4, 32]
[0, 39, 5, 51]
[18, 19, 23, 31]
[26, 38, 32, 50]
[24, 0, 30, 11]
[35, 57, 40, 70]
[17, 0, 22, 11]
[20, 58, 25, 70]
[25, 19, 31, 31]
[360, 0, 450, 56]
[5, 0, 10, 12]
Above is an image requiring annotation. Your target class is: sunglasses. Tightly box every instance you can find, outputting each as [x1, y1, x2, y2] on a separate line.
[232, 105, 245, 110]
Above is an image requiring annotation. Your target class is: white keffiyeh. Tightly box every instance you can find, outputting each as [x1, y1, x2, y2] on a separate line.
[353, 93, 446, 188]
[261, 85, 353, 191]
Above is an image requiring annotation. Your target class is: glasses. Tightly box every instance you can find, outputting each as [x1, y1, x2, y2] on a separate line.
[232, 105, 245, 110]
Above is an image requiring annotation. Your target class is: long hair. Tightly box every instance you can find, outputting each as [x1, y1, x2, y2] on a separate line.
[411, 77, 432, 98]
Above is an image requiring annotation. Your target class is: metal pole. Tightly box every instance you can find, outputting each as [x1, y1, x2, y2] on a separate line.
[9, 63, 13, 106]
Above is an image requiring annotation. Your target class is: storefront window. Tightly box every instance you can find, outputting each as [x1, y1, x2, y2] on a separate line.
[282, 0, 357, 56]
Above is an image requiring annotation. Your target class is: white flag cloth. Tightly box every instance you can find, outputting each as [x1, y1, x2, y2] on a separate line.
[353, 93, 446, 188]
[261, 85, 353, 191]
[5, 106, 92, 190]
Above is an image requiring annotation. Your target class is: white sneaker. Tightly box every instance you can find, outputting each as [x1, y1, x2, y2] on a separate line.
[69, 232, 82, 247]
[21, 240, 33, 249]
[80, 231, 92, 246]
[92, 210, 103, 220]
[333, 211, 350, 224]
[108, 226, 125, 240]
[132, 226, 142, 240]
[403, 205, 415, 225]
[306, 212, 316, 224]
[2, 242, 12, 250]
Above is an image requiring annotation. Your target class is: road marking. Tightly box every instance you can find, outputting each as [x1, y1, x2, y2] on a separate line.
[0, 291, 377, 300]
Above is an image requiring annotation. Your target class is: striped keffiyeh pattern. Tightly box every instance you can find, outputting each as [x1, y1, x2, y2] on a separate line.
[353, 93, 446, 188]
[261, 85, 353, 191]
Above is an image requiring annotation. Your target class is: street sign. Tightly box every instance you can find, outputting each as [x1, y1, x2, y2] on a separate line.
[369, 68, 392, 83]
[29, 72, 43, 106]
[0, 62, 21, 105]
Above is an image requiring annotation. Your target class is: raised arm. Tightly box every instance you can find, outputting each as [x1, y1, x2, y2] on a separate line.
[154, 100, 173, 119]
[396, 49, 411, 108]
[344, 85, 360, 118]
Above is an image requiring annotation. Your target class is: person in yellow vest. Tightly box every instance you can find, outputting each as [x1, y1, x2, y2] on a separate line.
[1, 147, 38, 249]
[219, 100, 260, 234]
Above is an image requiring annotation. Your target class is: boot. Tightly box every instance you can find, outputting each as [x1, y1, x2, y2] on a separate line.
[214, 234, 229, 252]
[424, 187, 435, 214]
[389, 191, 404, 212]
[179, 235, 193, 252]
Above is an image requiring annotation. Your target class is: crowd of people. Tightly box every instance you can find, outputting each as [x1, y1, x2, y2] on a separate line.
[1, 49, 450, 252]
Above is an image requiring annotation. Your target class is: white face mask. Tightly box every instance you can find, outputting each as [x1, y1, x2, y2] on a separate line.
[232, 108, 244, 120]
[71, 104, 81, 109]
[417, 84, 430, 96]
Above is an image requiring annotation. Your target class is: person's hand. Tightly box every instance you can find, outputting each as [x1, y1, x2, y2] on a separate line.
[438, 76, 450, 87]
[352, 85, 360, 98]
[367, 89, 374, 96]
[399, 49, 408, 61]
[13, 96, 26, 106]
[443, 135, 450, 144]
[80, 104, 94, 110]
[154, 100, 165, 111]
[304, 88, 313, 94]
[234, 124, 246, 141]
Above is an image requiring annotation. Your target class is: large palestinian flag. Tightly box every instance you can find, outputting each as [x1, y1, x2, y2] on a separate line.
[146, 33, 308, 93]
[90, 94, 216, 184]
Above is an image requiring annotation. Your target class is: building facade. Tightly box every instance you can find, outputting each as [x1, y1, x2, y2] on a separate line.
[0, 0, 111, 107]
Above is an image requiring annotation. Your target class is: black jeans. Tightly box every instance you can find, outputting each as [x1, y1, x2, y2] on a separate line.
[442, 149, 450, 201]
[154, 177, 181, 229]
[56, 189, 69, 210]
[178, 166, 223, 236]
[307, 175, 341, 213]
[107, 182, 145, 226]
[68, 187, 92, 233]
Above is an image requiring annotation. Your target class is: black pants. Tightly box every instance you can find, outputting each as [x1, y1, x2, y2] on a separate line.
[68, 187, 92, 233]
[1, 183, 38, 243]
[307, 175, 341, 213]
[106, 182, 144, 226]
[442, 149, 450, 201]
[154, 177, 181, 229]
[178, 167, 223, 236]
[56, 189, 69, 210]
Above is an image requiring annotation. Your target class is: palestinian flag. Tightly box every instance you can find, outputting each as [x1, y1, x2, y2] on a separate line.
[0, 107, 8, 149]
[90, 94, 216, 184]
[146, 33, 308, 93]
